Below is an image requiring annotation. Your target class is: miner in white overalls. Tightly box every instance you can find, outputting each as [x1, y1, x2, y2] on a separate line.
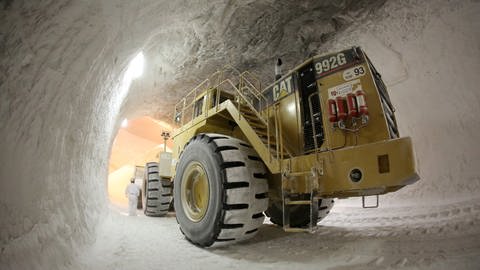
[125, 178, 141, 216]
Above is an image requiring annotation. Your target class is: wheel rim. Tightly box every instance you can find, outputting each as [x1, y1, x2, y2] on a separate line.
[181, 161, 209, 222]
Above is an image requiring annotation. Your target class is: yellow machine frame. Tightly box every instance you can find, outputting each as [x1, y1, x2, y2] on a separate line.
[171, 47, 418, 202]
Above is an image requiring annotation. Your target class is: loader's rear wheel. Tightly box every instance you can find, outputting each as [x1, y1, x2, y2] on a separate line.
[174, 134, 268, 247]
[265, 198, 334, 227]
[317, 198, 335, 222]
[137, 187, 143, 209]
[142, 162, 172, 217]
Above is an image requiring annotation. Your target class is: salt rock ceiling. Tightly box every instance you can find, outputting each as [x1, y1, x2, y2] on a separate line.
[122, 0, 386, 120]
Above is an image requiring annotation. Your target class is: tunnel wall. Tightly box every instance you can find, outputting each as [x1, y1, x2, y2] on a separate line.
[0, 1, 149, 268]
[0, 1, 227, 267]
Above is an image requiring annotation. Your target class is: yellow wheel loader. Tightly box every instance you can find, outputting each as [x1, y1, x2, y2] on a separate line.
[165, 47, 419, 246]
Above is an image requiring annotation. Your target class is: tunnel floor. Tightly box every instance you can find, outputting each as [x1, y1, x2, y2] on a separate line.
[77, 199, 480, 270]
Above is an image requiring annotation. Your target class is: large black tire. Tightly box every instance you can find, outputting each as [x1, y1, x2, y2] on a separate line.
[317, 198, 335, 222]
[174, 134, 268, 247]
[143, 162, 172, 217]
[137, 187, 143, 209]
[266, 197, 334, 227]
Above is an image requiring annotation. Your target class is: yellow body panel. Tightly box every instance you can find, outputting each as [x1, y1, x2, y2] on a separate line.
[275, 94, 302, 155]
[283, 137, 418, 197]
[318, 64, 390, 150]
[172, 47, 419, 200]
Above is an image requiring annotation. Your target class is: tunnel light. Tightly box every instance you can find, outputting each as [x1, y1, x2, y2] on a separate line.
[121, 118, 128, 128]
[116, 51, 145, 105]
[128, 52, 144, 79]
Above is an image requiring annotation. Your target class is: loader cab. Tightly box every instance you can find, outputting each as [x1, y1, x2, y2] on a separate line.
[193, 88, 233, 118]
[174, 88, 235, 124]
[193, 96, 204, 117]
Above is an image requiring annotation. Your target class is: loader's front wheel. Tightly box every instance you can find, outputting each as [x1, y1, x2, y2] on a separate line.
[142, 162, 172, 217]
[174, 134, 268, 247]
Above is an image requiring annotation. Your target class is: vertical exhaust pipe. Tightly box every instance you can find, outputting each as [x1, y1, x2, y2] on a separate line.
[275, 58, 283, 80]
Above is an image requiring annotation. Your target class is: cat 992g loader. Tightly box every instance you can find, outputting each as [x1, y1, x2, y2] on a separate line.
[145, 47, 419, 247]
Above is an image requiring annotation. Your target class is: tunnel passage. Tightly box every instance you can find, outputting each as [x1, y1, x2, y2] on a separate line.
[1, 0, 480, 269]
[107, 115, 173, 210]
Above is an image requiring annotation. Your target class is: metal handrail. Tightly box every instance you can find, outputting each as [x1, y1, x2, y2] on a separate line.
[240, 71, 262, 93]
[174, 67, 292, 164]
[308, 92, 322, 163]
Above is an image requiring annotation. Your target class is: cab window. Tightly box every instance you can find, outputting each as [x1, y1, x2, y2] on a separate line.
[194, 97, 204, 117]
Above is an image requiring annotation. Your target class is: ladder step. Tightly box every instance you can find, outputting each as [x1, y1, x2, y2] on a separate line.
[241, 109, 257, 116]
[284, 227, 312, 233]
[241, 111, 257, 117]
[241, 111, 258, 118]
[247, 119, 264, 126]
[249, 121, 266, 128]
[287, 171, 312, 177]
[239, 105, 254, 112]
[257, 129, 270, 136]
[261, 139, 277, 146]
[286, 200, 312, 205]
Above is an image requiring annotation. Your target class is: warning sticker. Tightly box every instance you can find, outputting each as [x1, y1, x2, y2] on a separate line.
[328, 79, 362, 99]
